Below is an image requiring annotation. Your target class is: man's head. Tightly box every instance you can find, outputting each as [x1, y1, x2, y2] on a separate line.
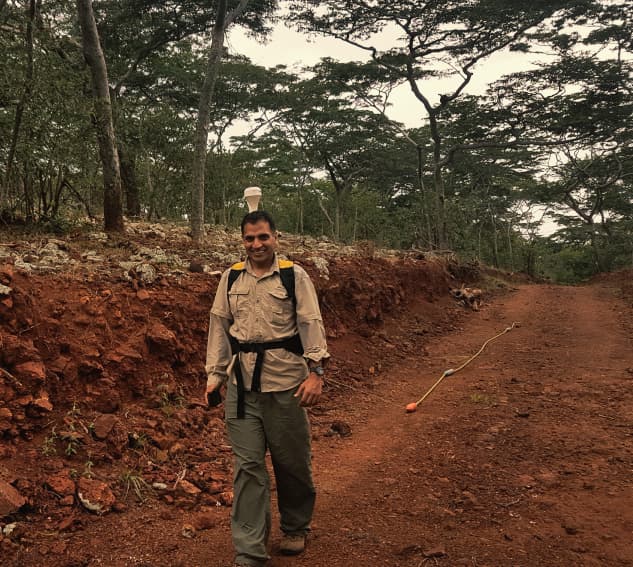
[240, 210, 278, 270]
[240, 210, 276, 235]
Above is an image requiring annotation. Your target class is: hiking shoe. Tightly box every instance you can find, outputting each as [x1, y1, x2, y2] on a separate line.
[279, 533, 306, 555]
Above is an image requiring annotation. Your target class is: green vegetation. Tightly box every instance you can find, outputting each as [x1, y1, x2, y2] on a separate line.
[1, 1, 630, 282]
[157, 383, 185, 417]
[120, 470, 151, 503]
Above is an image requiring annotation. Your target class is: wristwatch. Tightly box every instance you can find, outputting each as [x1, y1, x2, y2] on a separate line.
[309, 365, 325, 377]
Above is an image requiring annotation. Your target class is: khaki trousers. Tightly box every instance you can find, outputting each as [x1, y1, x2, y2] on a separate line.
[226, 381, 316, 566]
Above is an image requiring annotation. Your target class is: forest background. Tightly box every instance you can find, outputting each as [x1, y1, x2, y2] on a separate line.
[0, 0, 631, 283]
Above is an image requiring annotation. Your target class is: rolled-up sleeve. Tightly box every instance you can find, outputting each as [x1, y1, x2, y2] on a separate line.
[205, 272, 233, 388]
[294, 266, 330, 363]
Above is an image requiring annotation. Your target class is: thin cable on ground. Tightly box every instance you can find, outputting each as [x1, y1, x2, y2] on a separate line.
[405, 322, 519, 413]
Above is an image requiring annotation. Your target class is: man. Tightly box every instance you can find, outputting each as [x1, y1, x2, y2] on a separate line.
[205, 210, 330, 567]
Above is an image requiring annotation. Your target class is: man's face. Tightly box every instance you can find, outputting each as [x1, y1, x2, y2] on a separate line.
[242, 220, 277, 269]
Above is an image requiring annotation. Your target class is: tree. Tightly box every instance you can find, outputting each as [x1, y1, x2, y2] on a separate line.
[190, 0, 252, 242]
[490, 1, 633, 273]
[288, 0, 596, 248]
[3, 0, 39, 206]
[76, 0, 123, 231]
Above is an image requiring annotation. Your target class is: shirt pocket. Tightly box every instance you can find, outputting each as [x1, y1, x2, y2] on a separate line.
[267, 287, 294, 326]
[228, 289, 250, 318]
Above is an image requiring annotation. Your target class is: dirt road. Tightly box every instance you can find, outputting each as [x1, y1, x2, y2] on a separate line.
[273, 283, 633, 567]
[7, 282, 633, 566]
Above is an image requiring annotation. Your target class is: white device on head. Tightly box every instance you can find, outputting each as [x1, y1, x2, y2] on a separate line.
[243, 186, 262, 212]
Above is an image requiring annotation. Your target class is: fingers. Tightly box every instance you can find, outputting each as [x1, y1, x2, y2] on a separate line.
[295, 382, 321, 407]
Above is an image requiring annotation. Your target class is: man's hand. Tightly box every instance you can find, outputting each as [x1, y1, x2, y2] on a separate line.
[294, 374, 322, 407]
[206, 384, 223, 407]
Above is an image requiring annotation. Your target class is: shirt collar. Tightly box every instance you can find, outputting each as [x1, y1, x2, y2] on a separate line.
[245, 253, 280, 277]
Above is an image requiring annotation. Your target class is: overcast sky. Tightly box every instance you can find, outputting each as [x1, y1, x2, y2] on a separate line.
[227, 24, 545, 129]
[226, 24, 561, 234]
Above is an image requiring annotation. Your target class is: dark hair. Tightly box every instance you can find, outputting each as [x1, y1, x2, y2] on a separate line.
[240, 210, 276, 234]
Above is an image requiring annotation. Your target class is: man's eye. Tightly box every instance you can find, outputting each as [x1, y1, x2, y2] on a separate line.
[244, 234, 270, 242]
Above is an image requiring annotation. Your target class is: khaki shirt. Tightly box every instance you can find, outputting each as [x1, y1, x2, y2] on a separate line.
[205, 255, 330, 391]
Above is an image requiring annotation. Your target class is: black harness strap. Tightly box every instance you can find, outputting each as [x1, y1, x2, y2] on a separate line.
[229, 335, 304, 418]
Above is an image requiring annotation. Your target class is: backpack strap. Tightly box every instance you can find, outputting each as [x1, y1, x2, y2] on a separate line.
[278, 260, 296, 305]
[227, 260, 295, 303]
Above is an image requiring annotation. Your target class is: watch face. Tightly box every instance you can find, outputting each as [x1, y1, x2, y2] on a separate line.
[310, 365, 325, 376]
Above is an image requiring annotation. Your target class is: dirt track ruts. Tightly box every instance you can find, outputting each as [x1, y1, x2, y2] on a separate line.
[271, 284, 633, 567]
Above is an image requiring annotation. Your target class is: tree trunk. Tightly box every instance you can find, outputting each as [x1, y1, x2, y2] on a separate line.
[51, 166, 65, 218]
[588, 222, 604, 272]
[191, 1, 226, 241]
[490, 208, 499, 268]
[145, 157, 156, 220]
[416, 145, 433, 249]
[76, 0, 124, 232]
[118, 142, 141, 217]
[506, 222, 514, 271]
[3, 0, 38, 204]
[190, 0, 250, 241]
[477, 222, 482, 260]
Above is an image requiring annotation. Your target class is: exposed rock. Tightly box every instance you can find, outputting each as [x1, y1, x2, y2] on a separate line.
[423, 545, 447, 558]
[45, 473, 76, 497]
[77, 359, 104, 378]
[192, 510, 216, 530]
[308, 256, 330, 280]
[15, 395, 34, 407]
[112, 501, 127, 513]
[181, 523, 196, 538]
[57, 513, 79, 531]
[168, 442, 186, 458]
[136, 289, 150, 301]
[176, 480, 201, 496]
[92, 414, 119, 440]
[218, 490, 234, 506]
[150, 432, 177, 451]
[81, 251, 104, 263]
[0, 480, 26, 517]
[88, 232, 108, 243]
[13, 360, 46, 381]
[48, 356, 70, 375]
[129, 262, 158, 285]
[31, 391, 53, 412]
[326, 420, 352, 437]
[76, 478, 116, 515]
[0, 285, 11, 296]
[0, 265, 14, 284]
[60, 495, 75, 506]
[13, 258, 33, 273]
[146, 322, 178, 353]
[107, 345, 143, 363]
[93, 392, 121, 414]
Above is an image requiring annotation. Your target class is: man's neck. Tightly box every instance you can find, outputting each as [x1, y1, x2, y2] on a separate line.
[248, 256, 276, 277]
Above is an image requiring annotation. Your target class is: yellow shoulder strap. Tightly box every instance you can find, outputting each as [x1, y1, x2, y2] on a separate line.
[230, 261, 246, 270]
[278, 259, 294, 269]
